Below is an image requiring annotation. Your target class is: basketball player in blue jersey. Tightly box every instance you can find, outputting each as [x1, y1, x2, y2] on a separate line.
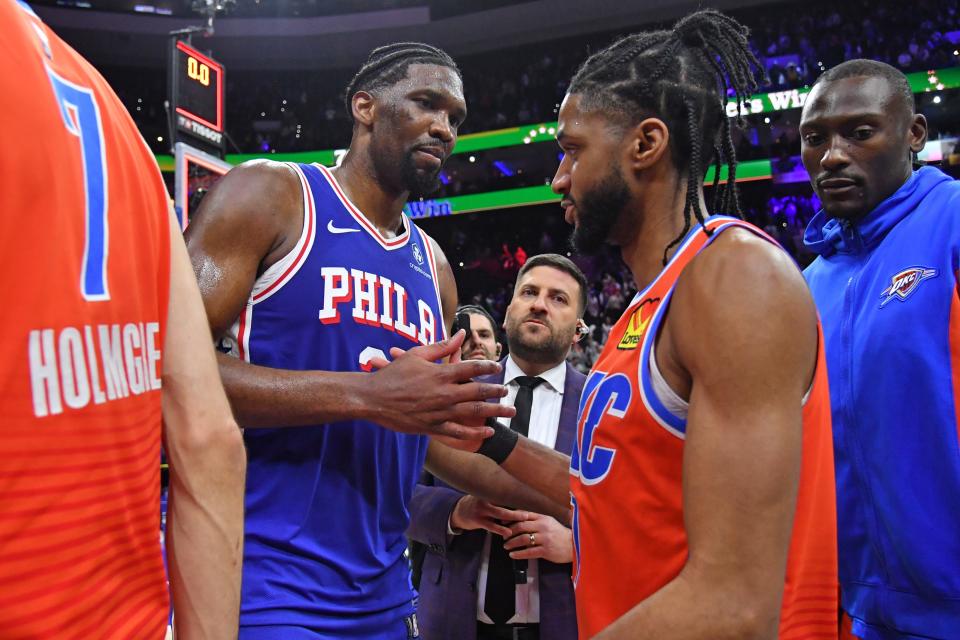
[185, 44, 524, 639]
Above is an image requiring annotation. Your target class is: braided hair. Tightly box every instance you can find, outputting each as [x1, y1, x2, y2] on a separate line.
[343, 42, 460, 121]
[568, 10, 764, 263]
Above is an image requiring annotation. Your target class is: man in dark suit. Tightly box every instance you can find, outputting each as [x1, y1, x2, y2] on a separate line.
[408, 254, 588, 640]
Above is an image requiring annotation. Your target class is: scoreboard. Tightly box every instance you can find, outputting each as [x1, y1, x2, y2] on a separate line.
[169, 39, 225, 154]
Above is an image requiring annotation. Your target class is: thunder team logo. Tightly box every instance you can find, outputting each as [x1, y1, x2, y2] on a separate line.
[879, 266, 938, 308]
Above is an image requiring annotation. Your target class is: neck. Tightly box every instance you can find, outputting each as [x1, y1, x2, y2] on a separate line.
[332, 149, 408, 238]
[510, 353, 563, 378]
[618, 171, 708, 292]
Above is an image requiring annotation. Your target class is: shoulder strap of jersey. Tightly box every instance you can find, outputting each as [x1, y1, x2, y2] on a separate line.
[635, 217, 784, 436]
[410, 223, 448, 341]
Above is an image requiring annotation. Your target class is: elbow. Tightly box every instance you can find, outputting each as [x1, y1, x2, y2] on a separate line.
[206, 419, 247, 476]
[708, 599, 779, 640]
[727, 607, 779, 640]
[169, 417, 246, 479]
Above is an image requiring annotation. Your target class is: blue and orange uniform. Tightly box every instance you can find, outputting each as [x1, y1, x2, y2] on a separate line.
[570, 217, 839, 639]
[804, 166, 960, 639]
[226, 163, 445, 639]
[0, 1, 173, 636]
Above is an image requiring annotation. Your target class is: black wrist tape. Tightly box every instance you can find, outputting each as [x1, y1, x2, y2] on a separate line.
[477, 418, 518, 465]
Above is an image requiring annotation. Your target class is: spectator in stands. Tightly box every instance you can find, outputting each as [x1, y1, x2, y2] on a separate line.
[458, 304, 502, 362]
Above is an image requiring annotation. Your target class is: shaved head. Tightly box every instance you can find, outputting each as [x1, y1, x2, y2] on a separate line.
[814, 59, 914, 121]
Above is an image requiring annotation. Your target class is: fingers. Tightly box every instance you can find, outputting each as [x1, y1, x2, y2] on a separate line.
[388, 347, 406, 359]
[433, 421, 494, 440]
[478, 519, 514, 538]
[507, 546, 545, 560]
[447, 399, 516, 425]
[438, 359, 504, 385]
[429, 424, 491, 452]
[478, 503, 527, 523]
[367, 355, 391, 370]
[449, 338, 463, 364]
[503, 531, 533, 551]
[506, 519, 539, 537]
[399, 330, 466, 362]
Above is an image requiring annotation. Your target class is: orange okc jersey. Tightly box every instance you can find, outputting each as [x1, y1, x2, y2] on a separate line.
[569, 217, 838, 638]
[0, 2, 171, 637]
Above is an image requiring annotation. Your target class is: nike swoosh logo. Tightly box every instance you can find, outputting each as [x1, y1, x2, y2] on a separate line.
[328, 220, 361, 234]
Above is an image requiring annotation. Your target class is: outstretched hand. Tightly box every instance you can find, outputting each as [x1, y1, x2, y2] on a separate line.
[366, 331, 515, 444]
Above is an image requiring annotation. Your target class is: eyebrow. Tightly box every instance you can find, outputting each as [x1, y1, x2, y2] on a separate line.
[522, 284, 571, 298]
[416, 88, 467, 122]
[801, 108, 888, 128]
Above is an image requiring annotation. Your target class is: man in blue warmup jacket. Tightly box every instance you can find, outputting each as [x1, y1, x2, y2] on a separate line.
[801, 58, 960, 639]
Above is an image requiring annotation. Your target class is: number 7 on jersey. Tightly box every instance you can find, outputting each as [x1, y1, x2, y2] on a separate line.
[47, 67, 110, 301]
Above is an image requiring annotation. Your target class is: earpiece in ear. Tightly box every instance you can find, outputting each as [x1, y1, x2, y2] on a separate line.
[576, 319, 590, 336]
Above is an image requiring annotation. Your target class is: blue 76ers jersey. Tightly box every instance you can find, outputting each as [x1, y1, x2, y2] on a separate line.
[226, 162, 446, 633]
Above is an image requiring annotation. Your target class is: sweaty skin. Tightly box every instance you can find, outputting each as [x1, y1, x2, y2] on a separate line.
[185, 64, 515, 439]
[431, 91, 821, 640]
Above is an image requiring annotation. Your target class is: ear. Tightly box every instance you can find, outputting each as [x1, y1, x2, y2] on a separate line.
[572, 319, 588, 344]
[908, 113, 928, 154]
[626, 117, 671, 172]
[496, 342, 502, 357]
[351, 91, 376, 127]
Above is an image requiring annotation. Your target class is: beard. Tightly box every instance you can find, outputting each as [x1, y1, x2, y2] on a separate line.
[400, 148, 443, 198]
[570, 165, 630, 254]
[505, 316, 576, 365]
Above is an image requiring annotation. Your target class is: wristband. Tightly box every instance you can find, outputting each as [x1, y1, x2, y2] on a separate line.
[476, 418, 518, 465]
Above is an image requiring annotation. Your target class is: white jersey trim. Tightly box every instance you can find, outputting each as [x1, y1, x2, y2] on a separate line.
[314, 163, 411, 251]
[249, 163, 317, 305]
[636, 294, 687, 440]
[419, 230, 448, 341]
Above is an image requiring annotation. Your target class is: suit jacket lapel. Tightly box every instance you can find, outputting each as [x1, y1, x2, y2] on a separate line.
[554, 363, 583, 456]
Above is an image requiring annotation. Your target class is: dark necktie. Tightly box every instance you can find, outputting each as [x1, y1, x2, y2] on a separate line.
[484, 375, 544, 624]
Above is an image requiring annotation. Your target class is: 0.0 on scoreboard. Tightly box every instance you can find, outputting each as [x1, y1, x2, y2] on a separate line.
[170, 39, 225, 151]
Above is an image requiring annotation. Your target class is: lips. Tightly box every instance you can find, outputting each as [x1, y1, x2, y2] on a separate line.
[414, 146, 445, 162]
[817, 176, 859, 193]
[561, 200, 576, 224]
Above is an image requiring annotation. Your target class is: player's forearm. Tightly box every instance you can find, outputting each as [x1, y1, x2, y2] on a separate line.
[500, 435, 573, 516]
[427, 442, 570, 522]
[165, 415, 246, 638]
[217, 353, 369, 428]
[595, 568, 780, 640]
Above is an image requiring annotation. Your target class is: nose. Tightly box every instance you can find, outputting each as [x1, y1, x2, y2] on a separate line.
[820, 135, 850, 172]
[530, 293, 549, 314]
[551, 156, 571, 195]
[429, 113, 455, 145]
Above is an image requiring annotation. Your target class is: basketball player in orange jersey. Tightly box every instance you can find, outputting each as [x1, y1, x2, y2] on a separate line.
[413, 9, 838, 639]
[0, 1, 246, 638]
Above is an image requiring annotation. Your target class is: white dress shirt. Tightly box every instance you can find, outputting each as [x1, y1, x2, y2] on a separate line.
[475, 356, 567, 624]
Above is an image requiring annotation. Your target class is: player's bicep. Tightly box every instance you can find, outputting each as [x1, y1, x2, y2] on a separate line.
[162, 209, 236, 446]
[184, 161, 297, 336]
[674, 236, 817, 604]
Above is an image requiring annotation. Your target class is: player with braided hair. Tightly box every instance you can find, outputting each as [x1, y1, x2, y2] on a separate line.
[184, 43, 524, 638]
[455, 9, 839, 638]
